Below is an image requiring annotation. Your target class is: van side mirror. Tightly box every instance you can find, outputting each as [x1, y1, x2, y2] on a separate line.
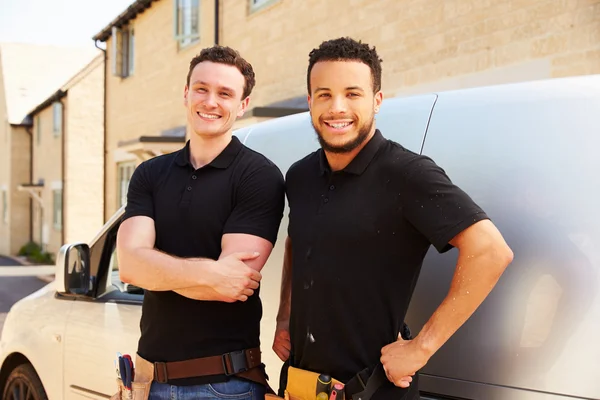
[55, 243, 92, 295]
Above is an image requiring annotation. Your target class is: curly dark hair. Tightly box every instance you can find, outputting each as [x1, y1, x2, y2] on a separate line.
[307, 37, 383, 94]
[186, 45, 256, 99]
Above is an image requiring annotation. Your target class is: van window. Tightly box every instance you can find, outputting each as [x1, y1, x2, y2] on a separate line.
[374, 93, 437, 153]
[242, 113, 318, 177]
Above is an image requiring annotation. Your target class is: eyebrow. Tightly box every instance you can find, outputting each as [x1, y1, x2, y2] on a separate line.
[314, 86, 365, 93]
[191, 81, 236, 94]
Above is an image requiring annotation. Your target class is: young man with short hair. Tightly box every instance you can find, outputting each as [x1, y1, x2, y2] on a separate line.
[273, 37, 513, 400]
[117, 45, 285, 399]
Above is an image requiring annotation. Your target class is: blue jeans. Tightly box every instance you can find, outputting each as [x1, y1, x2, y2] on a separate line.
[148, 377, 266, 400]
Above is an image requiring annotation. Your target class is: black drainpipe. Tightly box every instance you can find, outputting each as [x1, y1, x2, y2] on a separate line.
[25, 125, 33, 243]
[214, 0, 219, 45]
[95, 39, 108, 223]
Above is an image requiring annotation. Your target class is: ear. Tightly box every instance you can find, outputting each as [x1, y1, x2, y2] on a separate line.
[237, 96, 250, 118]
[307, 94, 312, 112]
[183, 85, 189, 107]
[374, 90, 383, 113]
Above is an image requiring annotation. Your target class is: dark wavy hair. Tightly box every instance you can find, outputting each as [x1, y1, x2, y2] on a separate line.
[187, 45, 256, 99]
[307, 37, 383, 94]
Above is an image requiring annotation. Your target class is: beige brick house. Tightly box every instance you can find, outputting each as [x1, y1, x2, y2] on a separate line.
[93, 0, 297, 218]
[0, 43, 99, 256]
[224, 0, 600, 102]
[95, 0, 600, 219]
[20, 55, 105, 256]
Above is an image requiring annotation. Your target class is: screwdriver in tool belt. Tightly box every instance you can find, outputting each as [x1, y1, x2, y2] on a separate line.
[330, 383, 344, 400]
[329, 389, 338, 400]
[316, 374, 332, 396]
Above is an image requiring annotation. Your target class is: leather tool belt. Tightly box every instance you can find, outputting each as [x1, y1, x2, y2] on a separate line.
[111, 348, 274, 400]
[153, 347, 271, 390]
[111, 354, 154, 400]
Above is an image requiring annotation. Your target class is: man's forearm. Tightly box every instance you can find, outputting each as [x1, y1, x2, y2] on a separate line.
[276, 274, 292, 326]
[174, 286, 223, 301]
[276, 236, 293, 326]
[119, 247, 215, 291]
[414, 250, 510, 357]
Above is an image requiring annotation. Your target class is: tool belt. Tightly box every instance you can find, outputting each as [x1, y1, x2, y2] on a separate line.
[152, 347, 269, 387]
[111, 353, 154, 400]
[111, 348, 274, 400]
[270, 323, 414, 400]
[268, 366, 344, 400]
[267, 364, 386, 400]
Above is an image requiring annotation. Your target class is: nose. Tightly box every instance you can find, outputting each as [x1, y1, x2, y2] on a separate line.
[203, 92, 218, 108]
[329, 94, 348, 115]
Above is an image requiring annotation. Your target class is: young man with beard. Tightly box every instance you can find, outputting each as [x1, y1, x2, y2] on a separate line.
[272, 37, 513, 399]
[117, 46, 284, 399]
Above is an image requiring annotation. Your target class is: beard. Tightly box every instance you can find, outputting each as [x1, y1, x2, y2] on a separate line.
[311, 114, 375, 154]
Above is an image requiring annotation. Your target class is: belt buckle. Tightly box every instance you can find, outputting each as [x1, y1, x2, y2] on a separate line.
[154, 361, 168, 383]
[222, 350, 248, 376]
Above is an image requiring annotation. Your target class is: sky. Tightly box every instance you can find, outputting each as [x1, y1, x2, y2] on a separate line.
[0, 0, 134, 49]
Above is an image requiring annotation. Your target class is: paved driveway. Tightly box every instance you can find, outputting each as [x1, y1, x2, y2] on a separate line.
[0, 276, 47, 332]
[0, 256, 47, 332]
[0, 255, 23, 266]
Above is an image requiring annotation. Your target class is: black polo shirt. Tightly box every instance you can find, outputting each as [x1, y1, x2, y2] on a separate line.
[122, 136, 285, 386]
[286, 130, 488, 399]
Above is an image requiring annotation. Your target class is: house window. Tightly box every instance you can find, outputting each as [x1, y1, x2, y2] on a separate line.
[53, 101, 62, 137]
[111, 25, 135, 78]
[53, 189, 63, 230]
[117, 162, 136, 207]
[2, 190, 7, 224]
[249, 0, 279, 13]
[174, 0, 200, 48]
[36, 115, 41, 145]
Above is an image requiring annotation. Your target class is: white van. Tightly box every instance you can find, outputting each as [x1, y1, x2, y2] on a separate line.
[1, 74, 599, 400]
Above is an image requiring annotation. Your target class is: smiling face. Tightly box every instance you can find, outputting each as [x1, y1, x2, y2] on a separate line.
[184, 61, 249, 139]
[308, 60, 382, 154]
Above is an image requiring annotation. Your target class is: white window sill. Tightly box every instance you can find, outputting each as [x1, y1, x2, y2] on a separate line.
[177, 38, 200, 52]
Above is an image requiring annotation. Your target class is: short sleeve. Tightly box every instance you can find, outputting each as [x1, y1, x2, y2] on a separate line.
[401, 156, 489, 253]
[223, 164, 285, 245]
[123, 161, 154, 221]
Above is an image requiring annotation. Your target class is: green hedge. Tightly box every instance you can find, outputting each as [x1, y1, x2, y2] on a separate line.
[17, 241, 54, 264]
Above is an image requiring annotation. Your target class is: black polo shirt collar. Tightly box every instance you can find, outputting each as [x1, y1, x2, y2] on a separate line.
[318, 129, 386, 176]
[175, 136, 243, 169]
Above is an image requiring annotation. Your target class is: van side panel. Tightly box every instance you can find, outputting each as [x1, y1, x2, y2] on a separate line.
[409, 76, 600, 400]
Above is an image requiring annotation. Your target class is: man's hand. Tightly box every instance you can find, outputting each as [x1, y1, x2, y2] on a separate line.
[204, 251, 262, 302]
[380, 335, 429, 388]
[273, 321, 291, 361]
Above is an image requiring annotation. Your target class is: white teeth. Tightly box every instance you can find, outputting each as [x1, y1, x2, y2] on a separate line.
[328, 122, 351, 129]
[198, 112, 220, 119]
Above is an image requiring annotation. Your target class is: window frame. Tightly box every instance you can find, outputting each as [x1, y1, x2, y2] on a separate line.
[2, 189, 7, 224]
[111, 24, 135, 78]
[52, 101, 63, 137]
[249, 0, 279, 13]
[117, 161, 137, 208]
[36, 115, 41, 146]
[52, 189, 63, 230]
[173, 0, 200, 49]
